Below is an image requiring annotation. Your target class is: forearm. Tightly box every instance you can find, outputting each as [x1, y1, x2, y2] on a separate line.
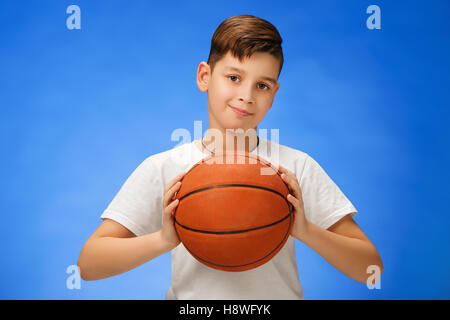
[78, 231, 173, 281]
[297, 222, 383, 284]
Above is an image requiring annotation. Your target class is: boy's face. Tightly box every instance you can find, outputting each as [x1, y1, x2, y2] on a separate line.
[197, 51, 280, 134]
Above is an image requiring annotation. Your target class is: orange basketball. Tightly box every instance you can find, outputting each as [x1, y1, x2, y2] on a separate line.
[174, 151, 293, 272]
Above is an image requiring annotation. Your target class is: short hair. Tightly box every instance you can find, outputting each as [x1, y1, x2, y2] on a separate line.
[207, 14, 284, 79]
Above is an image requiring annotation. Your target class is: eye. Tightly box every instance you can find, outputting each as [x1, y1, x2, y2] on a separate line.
[228, 75, 271, 91]
[227, 75, 240, 82]
[258, 83, 270, 90]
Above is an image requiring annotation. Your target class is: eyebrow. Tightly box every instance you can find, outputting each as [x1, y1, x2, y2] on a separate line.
[224, 66, 277, 85]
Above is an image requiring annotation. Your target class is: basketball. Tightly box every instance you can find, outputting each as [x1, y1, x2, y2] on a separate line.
[174, 151, 293, 272]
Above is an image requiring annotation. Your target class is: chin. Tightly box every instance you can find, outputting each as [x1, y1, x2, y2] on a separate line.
[225, 123, 254, 133]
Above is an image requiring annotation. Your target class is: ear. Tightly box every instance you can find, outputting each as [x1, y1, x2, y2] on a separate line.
[197, 62, 210, 93]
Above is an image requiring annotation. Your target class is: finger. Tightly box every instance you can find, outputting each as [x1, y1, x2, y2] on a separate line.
[164, 173, 183, 194]
[164, 172, 185, 193]
[279, 165, 296, 179]
[164, 198, 180, 219]
[280, 172, 295, 188]
[277, 167, 303, 203]
[163, 181, 182, 207]
[280, 173, 291, 192]
[281, 173, 302, 200]
[171, 181, 182, 201]
[289, 190, 304, 208]
[277, 164, 290, 175]
[287, 194, 299, 208]
[278, 166, 297, 184]
[278, 165, 290, 185]
[277, 164, 286, 175]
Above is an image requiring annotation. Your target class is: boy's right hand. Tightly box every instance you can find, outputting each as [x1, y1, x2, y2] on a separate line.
[160, 172, 185, 250]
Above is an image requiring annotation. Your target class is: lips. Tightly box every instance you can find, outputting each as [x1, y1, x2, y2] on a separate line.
[229, 105, 252, 116]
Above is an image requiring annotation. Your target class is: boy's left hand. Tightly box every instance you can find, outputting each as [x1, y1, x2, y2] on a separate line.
[278, 165, 310, 240]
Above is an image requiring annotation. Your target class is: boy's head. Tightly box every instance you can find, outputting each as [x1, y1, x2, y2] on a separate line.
[197, 14, 283, 137]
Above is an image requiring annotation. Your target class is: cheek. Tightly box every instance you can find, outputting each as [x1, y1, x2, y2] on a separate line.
[253, 104, 271, 120]
[212, 78, 234, 99]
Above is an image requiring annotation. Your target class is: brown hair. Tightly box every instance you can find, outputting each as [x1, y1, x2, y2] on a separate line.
[207, 15, 284, 79]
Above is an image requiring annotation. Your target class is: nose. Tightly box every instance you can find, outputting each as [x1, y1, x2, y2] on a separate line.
[237, 82, 255, 105]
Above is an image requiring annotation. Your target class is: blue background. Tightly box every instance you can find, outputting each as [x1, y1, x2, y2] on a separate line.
[1, 0, 449, 299]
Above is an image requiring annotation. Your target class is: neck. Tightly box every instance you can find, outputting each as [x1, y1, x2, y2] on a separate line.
[202, 127, 259, 154]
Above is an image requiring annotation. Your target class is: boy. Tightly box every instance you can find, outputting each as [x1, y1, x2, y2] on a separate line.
[78, 14, 383, 299]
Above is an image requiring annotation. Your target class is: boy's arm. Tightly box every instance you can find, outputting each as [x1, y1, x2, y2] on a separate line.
[279, 165, 383, 284]
[79, 171, 184, 281]
[298, 214, 383, 284]
[77, 218, 175, 281]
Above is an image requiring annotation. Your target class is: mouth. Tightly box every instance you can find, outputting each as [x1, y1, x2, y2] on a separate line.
[229, 105, 253, 117]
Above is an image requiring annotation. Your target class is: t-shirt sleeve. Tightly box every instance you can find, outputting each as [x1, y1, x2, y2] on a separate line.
[298, 154, 358, 230]
[100, 158, 163, 237]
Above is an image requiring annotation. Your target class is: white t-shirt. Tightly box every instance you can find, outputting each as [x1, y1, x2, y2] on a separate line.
[100, 137, 358, 300]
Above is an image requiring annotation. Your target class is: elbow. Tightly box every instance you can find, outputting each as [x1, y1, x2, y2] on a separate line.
[367, 245, 384, 280]
[77, 252, 106, 281]
[358, 254, 383, 285]
[77, 257, 90, 281]
[77, 246, 95, 281]
[373, 248, 384, 276]
[77, 261, 96, 281]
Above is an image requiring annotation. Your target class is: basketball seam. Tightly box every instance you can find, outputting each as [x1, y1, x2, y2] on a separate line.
[182, 153, 280, 183]
[174, 211, 291, 235]
[175, 184, 290, 233]
[179, 212, 292, 269]
[177, 183, 287, 202]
